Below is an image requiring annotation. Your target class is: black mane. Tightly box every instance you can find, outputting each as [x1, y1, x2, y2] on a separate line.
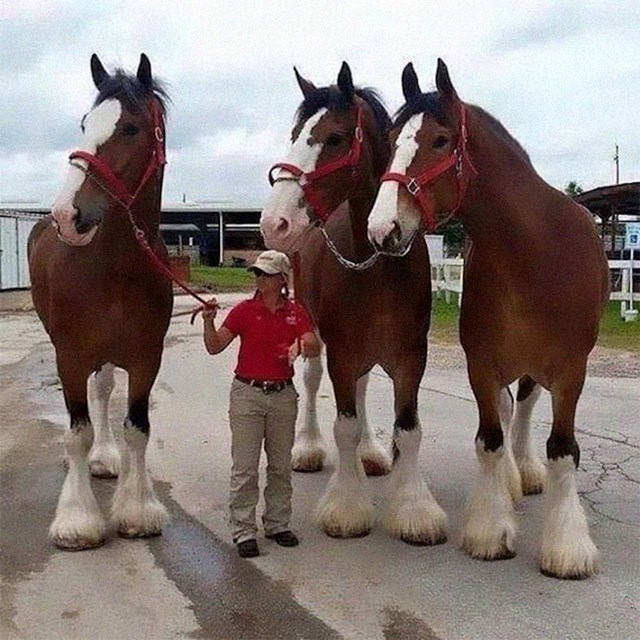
[94, 69, 170, 114]
[295, 86, 391, 135]
[394, 92, 531, 164]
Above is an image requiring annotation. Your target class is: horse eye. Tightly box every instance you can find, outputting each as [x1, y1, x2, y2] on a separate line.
[123, 123, 139, 137]
[433, 135, 449, 149]
[326, 133, 343, 147]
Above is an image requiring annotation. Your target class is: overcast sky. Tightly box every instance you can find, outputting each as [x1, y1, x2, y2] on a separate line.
[1, 0, 638, 207]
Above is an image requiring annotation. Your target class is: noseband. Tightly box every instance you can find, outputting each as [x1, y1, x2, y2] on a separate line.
[68, 99, 166, 212]
[267, 104, 364, 224]
[380, 104, 477, 232]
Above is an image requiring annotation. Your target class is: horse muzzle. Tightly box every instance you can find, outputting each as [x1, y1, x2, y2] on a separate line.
[51, 207, 99, 247]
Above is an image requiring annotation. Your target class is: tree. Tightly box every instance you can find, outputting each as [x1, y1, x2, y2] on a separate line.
[565, 181, 584, 197]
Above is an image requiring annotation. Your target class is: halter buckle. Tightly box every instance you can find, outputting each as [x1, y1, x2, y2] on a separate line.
[154, 126, 164, 143]
[407, 178, 421, 196]
[454, 149, 464, 178]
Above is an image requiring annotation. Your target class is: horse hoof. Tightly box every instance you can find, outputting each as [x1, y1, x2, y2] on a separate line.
[292, 461, 323, 473]
[89, 461, 118, 479]
[401, 533, 447, 546]
[52, 535, 106, 551]
[523, 484, 543, 496]
[362, 459, 391, 476]
[323, 527, 370, 539]
[540, 567, 590, 580]
[118, 526, 162, 539]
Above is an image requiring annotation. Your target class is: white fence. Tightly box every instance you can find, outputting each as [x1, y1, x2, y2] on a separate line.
[431, 258, 639, 317]
[0, 214, 39, 290]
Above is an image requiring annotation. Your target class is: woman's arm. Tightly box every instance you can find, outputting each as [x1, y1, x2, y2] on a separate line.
[204, 319, 235, 354]
[202, 300, 235, 354]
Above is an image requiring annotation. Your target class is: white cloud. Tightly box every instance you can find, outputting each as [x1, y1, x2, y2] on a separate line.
[1, 0, 638, 203]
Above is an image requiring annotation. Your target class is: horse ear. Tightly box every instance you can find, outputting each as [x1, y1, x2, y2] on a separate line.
[293, 67, 316, 99]
[435, 58, 459, 102]
[137, 53, 153, 89]
[90, 54, 109, 90]
[401, 62, 422, 102]
[337, 61, 355, 103]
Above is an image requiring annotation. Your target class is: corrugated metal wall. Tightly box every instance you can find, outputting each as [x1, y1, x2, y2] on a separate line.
[0, 215, 39, 290]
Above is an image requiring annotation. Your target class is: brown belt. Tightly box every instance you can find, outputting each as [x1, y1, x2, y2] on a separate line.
[235, 375, 293, 394]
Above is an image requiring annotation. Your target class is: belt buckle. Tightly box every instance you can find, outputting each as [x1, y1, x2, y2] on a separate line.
[261, 381, 273, 395]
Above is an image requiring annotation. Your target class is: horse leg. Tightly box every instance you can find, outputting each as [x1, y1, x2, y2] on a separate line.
[111, 355, 168, 538]
[383, 358, 447, 545]
[540, 364, 599, 579]
[498, 386, 523, 502]
[50, 352, 106, 550]
[356, 373, 392, 476]
[87, 363, 121, 478]
[459, 362, 517, 560]
[291, 355, 326, 472]
[317, 358, 372, 538]
[511, 375, 546, 494]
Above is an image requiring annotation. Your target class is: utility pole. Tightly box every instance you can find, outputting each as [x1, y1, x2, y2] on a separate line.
[613, 144, 620, 184]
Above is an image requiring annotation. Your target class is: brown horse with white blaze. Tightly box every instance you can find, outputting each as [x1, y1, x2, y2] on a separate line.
[28, 54, 172, 549]
[368, 59, 609, 578]
[261, 63, 447, 544]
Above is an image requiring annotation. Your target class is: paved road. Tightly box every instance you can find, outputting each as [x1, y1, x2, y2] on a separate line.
[1, 293, 639, 639]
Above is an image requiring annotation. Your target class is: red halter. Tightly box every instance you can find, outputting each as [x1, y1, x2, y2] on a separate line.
[380, 104, 477, 232]
[68, 99, 166, 209]
[267, 104, 364, 224]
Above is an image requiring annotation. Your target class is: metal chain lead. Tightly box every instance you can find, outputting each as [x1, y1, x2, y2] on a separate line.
[319, 226, 380, 271]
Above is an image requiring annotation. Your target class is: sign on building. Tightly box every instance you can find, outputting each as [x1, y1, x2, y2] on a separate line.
[625, 223, 640, 250]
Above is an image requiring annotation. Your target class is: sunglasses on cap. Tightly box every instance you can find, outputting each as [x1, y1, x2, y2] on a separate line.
[252, 268, 281, 277]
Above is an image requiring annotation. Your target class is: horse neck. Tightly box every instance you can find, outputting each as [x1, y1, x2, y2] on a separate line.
[460, 109, 542, 251]
[99, 171, 164, 256]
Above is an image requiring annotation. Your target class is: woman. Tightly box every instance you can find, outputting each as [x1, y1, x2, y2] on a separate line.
[202, 250, 320, 558]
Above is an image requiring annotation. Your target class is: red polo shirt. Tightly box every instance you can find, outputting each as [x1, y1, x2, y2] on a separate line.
[222, 296, 315, 381]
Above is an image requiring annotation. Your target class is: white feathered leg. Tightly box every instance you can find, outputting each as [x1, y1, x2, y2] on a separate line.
[317, 414, 372, 537]
[383, 425, 447, 545]
[540, 455, 599, 579]
[50, 421, 106, 550]
[111, 421, 167, 537]
[88, 363, 121, 478]
[512, 383, 546, 495]
[459, 440, 517, 560]
[292, 355, 327, 472]
[499, 387, 523, 502]
[356, 373, 392, 476]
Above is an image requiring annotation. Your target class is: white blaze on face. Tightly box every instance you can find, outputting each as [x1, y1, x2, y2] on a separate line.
[260, 108, 327, 252]
[368, 113, 423, 246]
[52, 99, 122, 246]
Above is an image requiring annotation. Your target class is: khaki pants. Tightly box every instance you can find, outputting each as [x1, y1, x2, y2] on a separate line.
[228, 378, 298, 544]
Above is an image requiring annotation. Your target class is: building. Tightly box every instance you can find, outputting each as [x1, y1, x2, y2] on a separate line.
[575, 181, 640, 255]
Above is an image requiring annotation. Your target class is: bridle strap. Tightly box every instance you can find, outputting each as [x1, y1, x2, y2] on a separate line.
[380, 104, 477, 232]
[268, 104, 364, 224]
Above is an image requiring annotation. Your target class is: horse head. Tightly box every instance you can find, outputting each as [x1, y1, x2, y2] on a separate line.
[368, 59, 475, 255]
[52, 54, 167, 246]
[261, 62, 389, 254]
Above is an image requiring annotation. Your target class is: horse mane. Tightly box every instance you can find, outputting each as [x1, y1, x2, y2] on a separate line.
[394, 92, 532, 165]
[295, 86, 392, 136]
[94, 69, 170, 115]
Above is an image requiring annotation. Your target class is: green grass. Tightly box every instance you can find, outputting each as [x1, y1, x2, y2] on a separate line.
[189, 268, 639, 351]
[191, 265, 255, 292]
[428, 298, 639, 351]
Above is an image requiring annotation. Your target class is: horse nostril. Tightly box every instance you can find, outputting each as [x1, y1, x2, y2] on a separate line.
[74, 211, 93, 234]
[277, 218, 289, 234]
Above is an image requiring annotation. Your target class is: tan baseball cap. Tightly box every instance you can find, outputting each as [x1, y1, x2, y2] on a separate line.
[248, 250, 291, 277]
